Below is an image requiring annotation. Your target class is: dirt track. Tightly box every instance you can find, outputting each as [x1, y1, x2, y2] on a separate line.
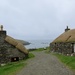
[16, 51, 74, 75]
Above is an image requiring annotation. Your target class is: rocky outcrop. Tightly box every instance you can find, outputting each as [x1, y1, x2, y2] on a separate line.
[16, 39, 30, 45]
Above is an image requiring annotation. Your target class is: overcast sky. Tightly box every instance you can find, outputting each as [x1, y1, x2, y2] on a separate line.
[0, 0, 75, 40]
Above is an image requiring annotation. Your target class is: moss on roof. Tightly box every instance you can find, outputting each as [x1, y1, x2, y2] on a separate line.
[52, 29, 75, 43]
[5, 35, 28, 54]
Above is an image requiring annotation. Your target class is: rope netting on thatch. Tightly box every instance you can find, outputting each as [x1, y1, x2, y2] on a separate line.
[52, 29, 75, 43]
[5, 35, 28, 54]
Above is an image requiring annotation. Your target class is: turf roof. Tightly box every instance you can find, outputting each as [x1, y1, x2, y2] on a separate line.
[52, 29, 75, 43]
[5, 35, 28, 54]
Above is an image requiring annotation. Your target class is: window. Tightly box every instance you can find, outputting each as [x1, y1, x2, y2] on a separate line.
[11, 57, 19, 62]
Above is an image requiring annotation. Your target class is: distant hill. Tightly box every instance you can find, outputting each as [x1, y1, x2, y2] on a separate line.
[16, 39, 30, 45]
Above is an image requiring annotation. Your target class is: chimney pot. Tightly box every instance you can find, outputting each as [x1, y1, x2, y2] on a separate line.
[65, 26, 70, 32]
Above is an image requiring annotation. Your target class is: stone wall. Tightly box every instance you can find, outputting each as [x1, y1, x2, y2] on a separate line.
[50, 42, 74, 55]
[0, 40, 27, 64]
[0, 31, 27, 64]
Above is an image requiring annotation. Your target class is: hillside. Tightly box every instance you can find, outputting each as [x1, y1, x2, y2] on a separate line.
[16, 39, 30, 45]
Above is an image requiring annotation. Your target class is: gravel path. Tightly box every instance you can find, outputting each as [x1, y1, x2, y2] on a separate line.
[16, 51, 74, 75]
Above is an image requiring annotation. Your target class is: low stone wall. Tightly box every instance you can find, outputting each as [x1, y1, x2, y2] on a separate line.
[50, 42, 74, 55]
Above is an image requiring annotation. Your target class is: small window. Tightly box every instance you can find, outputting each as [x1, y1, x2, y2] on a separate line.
[11, 57, 19, 62]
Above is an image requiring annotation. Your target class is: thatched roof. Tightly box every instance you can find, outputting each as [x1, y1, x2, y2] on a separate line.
[5, 35, 28, 54]
[52, 29, 75, 43]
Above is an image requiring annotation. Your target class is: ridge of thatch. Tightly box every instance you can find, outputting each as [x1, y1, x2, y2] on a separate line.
[52, 29, 75, 43]
[5, 35, 28, 54]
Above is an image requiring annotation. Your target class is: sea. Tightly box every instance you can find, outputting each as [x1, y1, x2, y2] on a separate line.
[25, 40, 52, 49]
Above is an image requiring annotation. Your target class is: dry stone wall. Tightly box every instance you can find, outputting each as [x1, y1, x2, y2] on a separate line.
[50, 42, 74, 55]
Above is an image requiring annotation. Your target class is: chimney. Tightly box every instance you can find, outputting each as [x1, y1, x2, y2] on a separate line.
[65, 26, 70, 32]
[0, 25, 6, 39]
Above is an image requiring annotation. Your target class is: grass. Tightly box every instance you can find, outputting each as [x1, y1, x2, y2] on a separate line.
[0, 61, 26, 75]
[35, 48, 46, 51]
[28, 52, 35, 58]
[45, 47, 50, 53]
[53, 53, 75, 71]
[0, 53, 35, 75]
[29, 47, 49, 52]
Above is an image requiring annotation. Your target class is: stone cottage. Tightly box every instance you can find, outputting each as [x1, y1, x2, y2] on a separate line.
[0, 25, 29, 64]
[50, 26, 75, 55]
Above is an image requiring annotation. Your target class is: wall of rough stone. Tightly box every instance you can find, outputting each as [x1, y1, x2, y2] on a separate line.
[50, 42, 74, 55]
[0, 41, 27, 64]
[0, 31, 27, 64]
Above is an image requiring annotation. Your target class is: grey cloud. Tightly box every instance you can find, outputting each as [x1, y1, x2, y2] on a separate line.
[0, 0, 75, 40]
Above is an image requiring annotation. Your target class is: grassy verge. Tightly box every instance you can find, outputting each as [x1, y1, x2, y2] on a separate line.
[29, 47, 49, 52]
[34, 48, 46, 52]
[28, 52, 35, 59]
[0, 61, 26, 75]
[53, 53, 75, 71]
[0, 53, 35, 75]
[44, 47, 50, 54]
